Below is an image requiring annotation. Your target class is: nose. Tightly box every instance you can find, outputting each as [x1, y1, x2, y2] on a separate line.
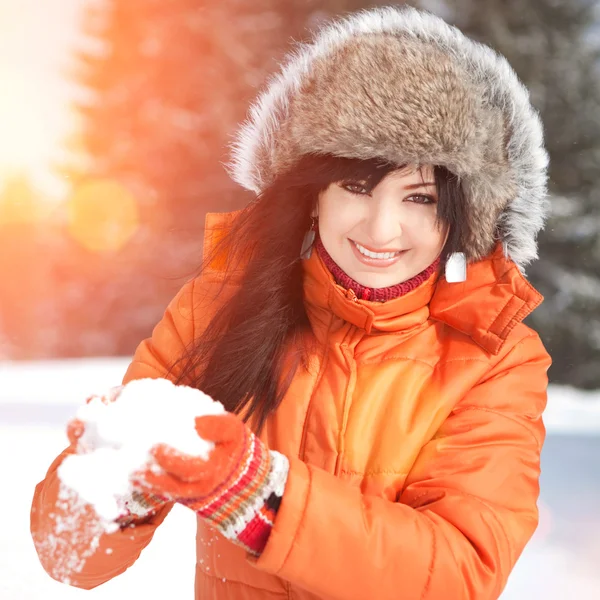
[363, 200, 402, 246]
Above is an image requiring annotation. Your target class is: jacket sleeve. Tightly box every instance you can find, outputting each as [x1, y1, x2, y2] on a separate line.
[30, 280, 198, 589]
[251, 333, 551, 600]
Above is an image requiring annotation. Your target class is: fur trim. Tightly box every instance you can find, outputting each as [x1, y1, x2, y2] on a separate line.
[228, 6, 549, 271]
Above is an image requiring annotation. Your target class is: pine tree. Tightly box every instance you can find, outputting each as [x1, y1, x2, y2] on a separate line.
[441, 0, 600, 388]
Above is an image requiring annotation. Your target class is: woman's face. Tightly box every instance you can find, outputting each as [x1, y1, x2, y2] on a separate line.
[317, 165, 448, 289]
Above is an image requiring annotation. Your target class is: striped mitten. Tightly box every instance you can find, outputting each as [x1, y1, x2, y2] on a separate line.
[133, 413, 289, 556]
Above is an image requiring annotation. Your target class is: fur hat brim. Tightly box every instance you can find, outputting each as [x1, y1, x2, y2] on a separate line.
[228, 6, 549, 271]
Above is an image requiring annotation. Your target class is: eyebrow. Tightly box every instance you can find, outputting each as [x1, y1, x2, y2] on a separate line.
[404, 181, 436, 190]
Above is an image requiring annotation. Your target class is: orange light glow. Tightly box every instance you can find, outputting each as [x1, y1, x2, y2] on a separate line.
[67, 179, 139, 253]
[0, 174, 44, 225]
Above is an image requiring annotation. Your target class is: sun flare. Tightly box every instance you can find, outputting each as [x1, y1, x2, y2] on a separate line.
[67, 179, 140, 253]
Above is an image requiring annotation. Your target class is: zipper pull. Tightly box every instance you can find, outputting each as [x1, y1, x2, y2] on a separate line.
[346, 288, 359, 303]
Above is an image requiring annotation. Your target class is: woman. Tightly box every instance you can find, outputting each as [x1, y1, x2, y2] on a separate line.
[31, 6, 551, 600]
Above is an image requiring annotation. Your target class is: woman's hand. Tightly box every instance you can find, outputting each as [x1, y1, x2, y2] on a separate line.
[65, 385, 288, 554]
[134, 413, 255, 500]
[132, 412, 289, 555]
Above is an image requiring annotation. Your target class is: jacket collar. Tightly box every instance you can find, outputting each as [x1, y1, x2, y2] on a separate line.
[302, 250, 437, 336]
[302, 244, 542, 355]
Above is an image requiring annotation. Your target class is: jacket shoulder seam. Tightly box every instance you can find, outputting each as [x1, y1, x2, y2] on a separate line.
[359, 355, 493, 368]
[357, 355, 437, 368]
[438, 357, 492, 366]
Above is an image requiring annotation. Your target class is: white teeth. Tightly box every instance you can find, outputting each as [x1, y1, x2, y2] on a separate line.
[354, 242, 400, 260]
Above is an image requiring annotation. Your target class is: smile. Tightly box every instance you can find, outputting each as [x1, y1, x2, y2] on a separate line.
[350, 240, 406, 267]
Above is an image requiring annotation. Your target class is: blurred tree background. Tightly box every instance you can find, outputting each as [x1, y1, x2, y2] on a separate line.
[0, 0, 599, 389]
[442, 0, 600, 388]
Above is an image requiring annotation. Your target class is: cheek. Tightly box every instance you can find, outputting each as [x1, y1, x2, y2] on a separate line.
[318, 195, 361, 240]
[404, 209, 445, 247]
[422, 226, 447, 254]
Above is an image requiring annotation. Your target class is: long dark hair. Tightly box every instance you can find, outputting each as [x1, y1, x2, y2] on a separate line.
[173, 154, 469, 433]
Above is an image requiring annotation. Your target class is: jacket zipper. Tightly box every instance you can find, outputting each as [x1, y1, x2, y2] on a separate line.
[298, 315, 334, 462]
[334, 339, 358, 476]
[345, 288, 359, 303]
[300, 291, 358, 467]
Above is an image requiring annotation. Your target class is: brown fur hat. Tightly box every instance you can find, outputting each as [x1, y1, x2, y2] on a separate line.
[228, 6, 549, 271]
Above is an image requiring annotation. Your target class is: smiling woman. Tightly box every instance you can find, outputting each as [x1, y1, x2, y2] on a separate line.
[31, 7, 554, 600]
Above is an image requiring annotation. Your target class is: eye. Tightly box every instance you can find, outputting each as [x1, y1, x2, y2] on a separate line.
[340, 181, 369, 195]
[406, 194, 436, 205]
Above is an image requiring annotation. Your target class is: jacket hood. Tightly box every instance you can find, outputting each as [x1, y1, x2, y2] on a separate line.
[228, 6, 549, 272]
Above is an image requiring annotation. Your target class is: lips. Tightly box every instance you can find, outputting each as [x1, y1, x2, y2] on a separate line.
[349, 239, 406, 267]
[353, 240, 402, 258]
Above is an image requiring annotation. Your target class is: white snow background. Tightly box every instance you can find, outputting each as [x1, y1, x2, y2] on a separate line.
[1, 358, 600, 599]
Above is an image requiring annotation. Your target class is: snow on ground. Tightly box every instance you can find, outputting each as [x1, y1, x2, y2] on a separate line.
[0, 358, 129, 405]
[543, 384, 600, 434]
[1, 358, 600, 599]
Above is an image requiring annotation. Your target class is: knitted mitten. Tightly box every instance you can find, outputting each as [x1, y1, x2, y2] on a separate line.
[67, 390, 288, 555]
[133, 413, 289, 556]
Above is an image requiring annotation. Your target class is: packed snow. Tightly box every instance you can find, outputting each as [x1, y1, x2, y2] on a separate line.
[2, 358, 600, 599]
[58, 378, 223, 525]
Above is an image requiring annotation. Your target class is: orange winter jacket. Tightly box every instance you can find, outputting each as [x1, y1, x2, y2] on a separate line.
[32, 211, 551, 600]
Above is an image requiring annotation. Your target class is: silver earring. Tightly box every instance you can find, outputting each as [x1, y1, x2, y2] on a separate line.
[445, 252, 467, 283]
[300, 217, 317, 260]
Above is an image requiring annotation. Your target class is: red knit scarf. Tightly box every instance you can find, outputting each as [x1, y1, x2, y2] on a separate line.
[315, 237, 440, 302]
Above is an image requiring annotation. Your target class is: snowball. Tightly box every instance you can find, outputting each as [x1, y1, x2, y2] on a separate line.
[57, 378, 225, 528]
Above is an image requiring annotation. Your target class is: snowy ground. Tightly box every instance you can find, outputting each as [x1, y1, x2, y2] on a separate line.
[2, 358, 600, 599]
